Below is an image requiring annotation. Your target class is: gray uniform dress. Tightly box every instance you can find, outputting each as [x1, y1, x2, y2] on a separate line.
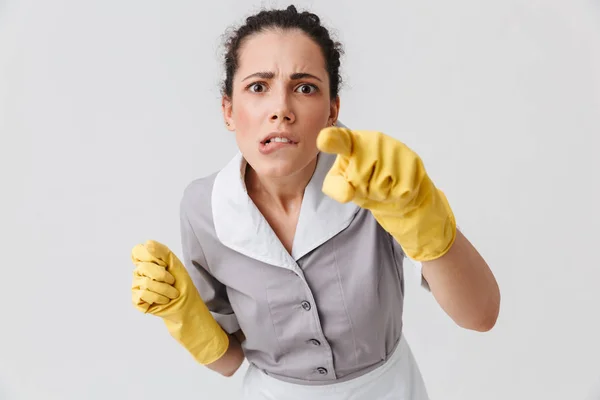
[179, 134, 430, 396]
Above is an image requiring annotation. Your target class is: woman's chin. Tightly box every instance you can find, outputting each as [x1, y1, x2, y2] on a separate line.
[253, 162, 299, 178]
[249, 155, 316, 179]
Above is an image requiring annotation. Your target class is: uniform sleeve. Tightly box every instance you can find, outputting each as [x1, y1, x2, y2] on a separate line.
[180, 207, 240, 334]
[406, 259, 431, 292]
[391, 224, 465, 292]
[390, 235, 431, 292]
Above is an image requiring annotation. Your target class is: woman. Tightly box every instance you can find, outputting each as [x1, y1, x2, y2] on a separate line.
[130, 5, 501, 399]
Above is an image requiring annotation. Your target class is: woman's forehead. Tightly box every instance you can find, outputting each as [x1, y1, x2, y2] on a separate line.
[236, 29, 327, 76]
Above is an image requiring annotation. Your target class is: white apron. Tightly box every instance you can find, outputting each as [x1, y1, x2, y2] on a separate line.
[241, 334, 430, 400]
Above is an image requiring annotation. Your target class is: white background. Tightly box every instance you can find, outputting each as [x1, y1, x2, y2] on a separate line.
[1, 0, 599, 399]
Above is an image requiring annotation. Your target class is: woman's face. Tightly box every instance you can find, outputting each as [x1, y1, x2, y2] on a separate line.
[222, 28, 339, 179]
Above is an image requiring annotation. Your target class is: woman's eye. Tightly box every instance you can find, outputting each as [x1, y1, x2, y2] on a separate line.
[249, 83, 267, 93]
[296, 84, 317, 94]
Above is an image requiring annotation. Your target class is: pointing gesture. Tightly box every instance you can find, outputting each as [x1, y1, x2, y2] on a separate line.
[317, 127, 457, 262]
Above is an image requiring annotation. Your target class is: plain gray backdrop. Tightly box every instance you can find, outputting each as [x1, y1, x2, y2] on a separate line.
[1, 0, 599, 399]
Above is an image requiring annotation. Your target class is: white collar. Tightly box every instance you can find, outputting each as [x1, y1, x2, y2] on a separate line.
[211, 149, 359, 270]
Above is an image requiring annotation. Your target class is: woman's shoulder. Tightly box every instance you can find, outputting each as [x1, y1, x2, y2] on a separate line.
[182, 152, 243, 210]
[179, 170, 220, 218]
[183, 171, 218, 197]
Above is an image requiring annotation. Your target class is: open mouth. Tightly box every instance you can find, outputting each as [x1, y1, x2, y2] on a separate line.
[262, 137, 297, 145]
[259, 136, 298, 154]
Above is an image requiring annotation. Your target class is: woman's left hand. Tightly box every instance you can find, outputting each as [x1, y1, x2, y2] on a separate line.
[316, 127, 456, 262]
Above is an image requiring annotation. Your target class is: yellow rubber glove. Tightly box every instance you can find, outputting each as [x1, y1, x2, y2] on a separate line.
[317, 127, 456, 261]
[131, 240, 229, 365]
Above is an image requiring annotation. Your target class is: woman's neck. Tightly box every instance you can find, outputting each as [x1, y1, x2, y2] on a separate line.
[245, 156, 318, 214]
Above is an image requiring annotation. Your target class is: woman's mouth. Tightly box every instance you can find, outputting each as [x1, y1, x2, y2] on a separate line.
[259, 136, 298, 155]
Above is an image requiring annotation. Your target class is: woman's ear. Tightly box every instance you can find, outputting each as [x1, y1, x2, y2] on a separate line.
[329, 96, 341, 126]
[222, 96, 235, 131]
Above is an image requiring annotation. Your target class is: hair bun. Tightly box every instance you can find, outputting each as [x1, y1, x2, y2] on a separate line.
[286, 5, 298, 14]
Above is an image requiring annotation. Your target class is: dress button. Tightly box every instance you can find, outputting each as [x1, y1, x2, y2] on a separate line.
[301, 301, 311, 311]
[309, 339, 321, 346]
[316, 367, 328, 375]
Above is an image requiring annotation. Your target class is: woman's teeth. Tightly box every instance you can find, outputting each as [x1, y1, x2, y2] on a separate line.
[266, 137, 292, 144]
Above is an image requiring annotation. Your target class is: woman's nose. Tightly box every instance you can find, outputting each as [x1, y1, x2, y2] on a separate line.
[270, 111, 295, 123]
[270, 94, 295, 123]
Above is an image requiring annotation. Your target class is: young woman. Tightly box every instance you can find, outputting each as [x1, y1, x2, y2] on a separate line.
[130, 5, 501, 399]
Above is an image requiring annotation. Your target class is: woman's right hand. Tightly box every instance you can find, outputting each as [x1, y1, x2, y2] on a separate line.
[131, 250, 180, 314]
[130, 240, 230, 365]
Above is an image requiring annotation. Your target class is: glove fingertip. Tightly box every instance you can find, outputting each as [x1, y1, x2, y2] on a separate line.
[322, 174, 355, 203]
[317, 127, 353, 156]
[144, 240, 170, 266]
[164, 271, 176, 285]
[132, 292, 151, 313]
[144, 239, 159, 253]
[170, 287, 180, 300]
[130, 243, 147, 264]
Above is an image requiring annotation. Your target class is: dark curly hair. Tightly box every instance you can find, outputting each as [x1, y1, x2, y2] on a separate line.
[221, 5, 343, 100]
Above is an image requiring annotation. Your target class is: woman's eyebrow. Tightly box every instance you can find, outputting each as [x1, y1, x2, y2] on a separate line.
[241, 71, 322, 82]
[290, 72, 322, 82]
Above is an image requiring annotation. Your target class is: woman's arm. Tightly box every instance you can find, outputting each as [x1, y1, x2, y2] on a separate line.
[180, 206, 247, 376]
[205, 330, 246, 377]
[421, 229, 500, 332]
[315, 127, 500, 331]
